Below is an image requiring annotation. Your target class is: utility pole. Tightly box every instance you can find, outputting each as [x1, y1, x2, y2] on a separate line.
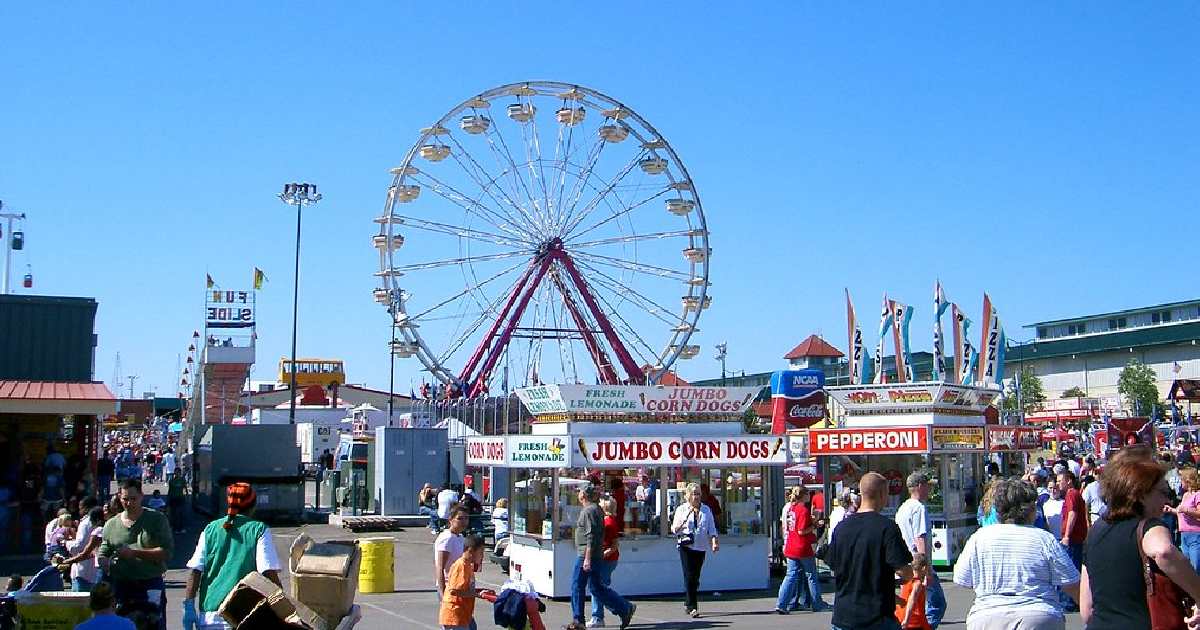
[0, 201, 27, 295]
[715, 342, 728, 386]
[127, 375, 138, 399]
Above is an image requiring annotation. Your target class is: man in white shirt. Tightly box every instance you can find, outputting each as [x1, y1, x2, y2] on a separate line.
[1066, 457, 1081, 478]
[163, 450, 177, 482]
[895, 471, 947, 629]
[436, 486, 461, 531]
[1080, 478, 1107, 524]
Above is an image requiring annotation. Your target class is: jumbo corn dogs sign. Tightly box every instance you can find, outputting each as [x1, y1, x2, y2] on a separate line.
[466, 435, 789, 468]
[577, 436, 789, 466]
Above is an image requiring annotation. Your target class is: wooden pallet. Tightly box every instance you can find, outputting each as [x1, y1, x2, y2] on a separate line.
[337, 516, 405, 532]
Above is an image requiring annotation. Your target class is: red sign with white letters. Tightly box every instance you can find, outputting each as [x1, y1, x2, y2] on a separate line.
[809, 427, 930, 455]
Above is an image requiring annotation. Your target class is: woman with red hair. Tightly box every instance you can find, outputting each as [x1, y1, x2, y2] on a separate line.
[1081, 455, 1200, 628]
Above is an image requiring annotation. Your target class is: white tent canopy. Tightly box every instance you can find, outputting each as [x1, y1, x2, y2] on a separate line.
[434, 417, 480, 440]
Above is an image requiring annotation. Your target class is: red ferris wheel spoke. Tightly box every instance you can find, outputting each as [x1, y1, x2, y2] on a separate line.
[548, 266, 619, 384]
[557, 250, 646, 385]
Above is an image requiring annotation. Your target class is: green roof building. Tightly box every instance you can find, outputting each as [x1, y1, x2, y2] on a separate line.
[1004, 299, 1200, 404]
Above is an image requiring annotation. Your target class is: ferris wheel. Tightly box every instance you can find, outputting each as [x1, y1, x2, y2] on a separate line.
[372, 81, 711, 397]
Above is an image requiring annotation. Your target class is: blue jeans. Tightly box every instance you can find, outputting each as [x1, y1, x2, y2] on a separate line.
[777, 557, 826, 611]
[419, 506, 438, 530]
[72, 577, 94, 592]
[590, 559, 617, 621]
[571, 556, 629, 623]
[833, 619, 901, 630]
[925, 573, 946, 629]
[1182, 532, 1200, 572]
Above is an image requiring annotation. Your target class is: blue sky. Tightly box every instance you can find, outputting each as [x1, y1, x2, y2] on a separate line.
[1, 4, 1196, 396]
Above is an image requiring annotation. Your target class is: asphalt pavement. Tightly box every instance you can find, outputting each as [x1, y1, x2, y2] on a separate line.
[0, 489, 1086, 630]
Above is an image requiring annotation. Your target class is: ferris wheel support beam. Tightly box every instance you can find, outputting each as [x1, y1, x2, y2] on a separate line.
[548, 266, 619, 384]
[464, 252, 556, 397]
[557, 250, 647, 385]
[457, 258, 540, 386]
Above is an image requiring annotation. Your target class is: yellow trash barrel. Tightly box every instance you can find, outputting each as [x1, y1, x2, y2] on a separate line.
[358, 536, 395, 593]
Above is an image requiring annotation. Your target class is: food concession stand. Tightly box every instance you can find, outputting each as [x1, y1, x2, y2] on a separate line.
[466, 384, 790, 597]
[812, 382, 1000, 567]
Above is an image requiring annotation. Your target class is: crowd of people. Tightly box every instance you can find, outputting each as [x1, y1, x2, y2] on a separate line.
[818, 443, 1200, 630]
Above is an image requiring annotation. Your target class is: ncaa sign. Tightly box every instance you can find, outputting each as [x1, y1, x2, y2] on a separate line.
[770, 369, 826, 434]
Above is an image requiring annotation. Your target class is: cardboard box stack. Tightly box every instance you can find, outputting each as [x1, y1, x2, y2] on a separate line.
[288, 533, 361, 628]
[218, 572, 327, 630]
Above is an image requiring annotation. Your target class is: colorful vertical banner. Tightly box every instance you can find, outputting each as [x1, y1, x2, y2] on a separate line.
[932, 281, 948, 381]
[977, 294, 1003, 385]
[872, 294, 891, 384]
[890, 300, 915, 383]
[846, 290, 869, 385]
[953, 304, 978, 385]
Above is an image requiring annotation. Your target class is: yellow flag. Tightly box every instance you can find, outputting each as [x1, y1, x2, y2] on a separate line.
[253, 267, 267, 290]
[206, 274, 215, 289]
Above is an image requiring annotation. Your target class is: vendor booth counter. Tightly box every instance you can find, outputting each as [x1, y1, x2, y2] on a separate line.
[815, 382, 1006, 567]
[468, 422, 788, 597]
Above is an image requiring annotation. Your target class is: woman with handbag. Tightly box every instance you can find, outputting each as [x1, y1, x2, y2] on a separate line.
[1081, 452, 1200, 629]
[671, 483, 719, 618]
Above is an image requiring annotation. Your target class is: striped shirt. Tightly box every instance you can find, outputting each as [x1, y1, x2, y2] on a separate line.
[953, 524, 1080, 618]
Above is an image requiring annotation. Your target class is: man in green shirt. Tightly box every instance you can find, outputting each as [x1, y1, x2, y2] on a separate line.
[98, 479, 173, 630]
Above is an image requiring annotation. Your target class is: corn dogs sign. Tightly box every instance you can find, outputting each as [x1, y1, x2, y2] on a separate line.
[576, 436, 789, 466]
[466, 435, 789, 468]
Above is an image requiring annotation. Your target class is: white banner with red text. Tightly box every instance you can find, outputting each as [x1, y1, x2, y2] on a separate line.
[466, 434, 790, 468]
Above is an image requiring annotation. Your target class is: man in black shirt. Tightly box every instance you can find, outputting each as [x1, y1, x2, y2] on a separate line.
[97, 451, 116, 502]
[827, 472, 914, 630]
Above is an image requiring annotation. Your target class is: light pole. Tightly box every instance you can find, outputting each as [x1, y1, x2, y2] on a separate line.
[715, 342, 728, 386]
[279, 183, 322, 424]
[0, 201, 27, 295]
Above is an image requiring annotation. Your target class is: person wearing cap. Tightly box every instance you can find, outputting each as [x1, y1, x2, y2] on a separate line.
[182, 483, 282, 630]
[895, 471, 947, 629]
[565, 484, 635, 630]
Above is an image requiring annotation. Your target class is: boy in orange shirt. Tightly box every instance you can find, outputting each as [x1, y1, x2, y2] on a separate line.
[439, 535, 490, 630]
[895, 553, 933, 630]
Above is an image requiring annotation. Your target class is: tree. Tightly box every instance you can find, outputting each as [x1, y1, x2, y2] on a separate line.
[742, 406, 768, 434]
[1003, 365, 1047, 414]
[1119, 359, 1161, 415]
[1062, 386, 1088, 398]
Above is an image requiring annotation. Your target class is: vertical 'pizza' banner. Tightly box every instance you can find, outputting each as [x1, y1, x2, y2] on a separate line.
[890, 300, 914, 383]
[872, 293, 891, 384]
[846, 290, 869, 385]
[933, 281, 948, 382]
[977, 294, 1003, 385]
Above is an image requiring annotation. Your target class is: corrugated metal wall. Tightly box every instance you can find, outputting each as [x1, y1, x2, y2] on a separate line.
[0, 295, 98, 381]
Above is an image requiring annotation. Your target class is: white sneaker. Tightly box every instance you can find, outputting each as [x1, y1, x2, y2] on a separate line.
[586, 618, 606, 628]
